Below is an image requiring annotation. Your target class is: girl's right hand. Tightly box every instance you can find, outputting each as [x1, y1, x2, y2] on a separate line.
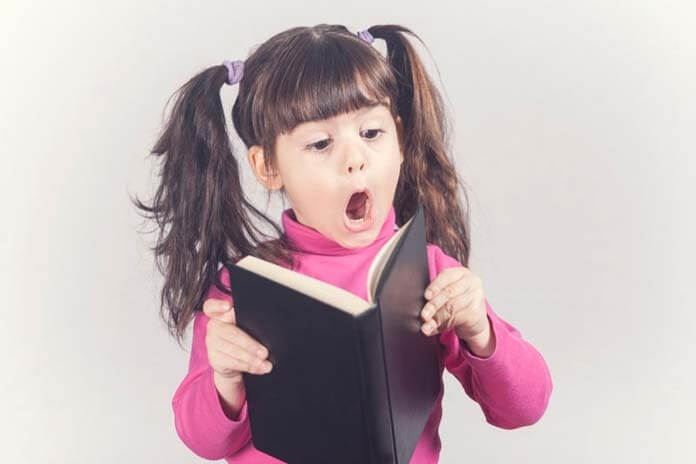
[203, 298, 273, 385]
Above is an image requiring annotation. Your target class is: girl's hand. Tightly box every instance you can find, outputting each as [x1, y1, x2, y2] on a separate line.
[203, 298, 273, 386]
[419, 266, 490, 341]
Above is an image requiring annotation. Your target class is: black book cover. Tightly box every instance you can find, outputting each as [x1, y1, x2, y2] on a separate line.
[226, 202, 441, 463]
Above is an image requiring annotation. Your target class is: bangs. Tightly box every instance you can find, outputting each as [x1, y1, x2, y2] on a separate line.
[261, 33, 399, 138]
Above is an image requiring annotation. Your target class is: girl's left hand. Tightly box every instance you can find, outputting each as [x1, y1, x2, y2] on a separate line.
[420, 266, 489, 340]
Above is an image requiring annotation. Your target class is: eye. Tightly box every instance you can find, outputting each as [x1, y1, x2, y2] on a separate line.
[305, 129, 385, 153]
[362, 128, 385, 140]
[307, 138, 332, 152]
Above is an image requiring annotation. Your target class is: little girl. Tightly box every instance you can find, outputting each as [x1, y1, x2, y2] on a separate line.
[136, 24, 553, 463]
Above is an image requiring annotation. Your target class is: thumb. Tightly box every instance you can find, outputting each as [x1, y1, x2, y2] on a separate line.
[216, 306, 236, 324]
[203, 299, 236, 324]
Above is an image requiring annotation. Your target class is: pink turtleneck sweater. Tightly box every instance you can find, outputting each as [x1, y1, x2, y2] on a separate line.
[171, 205, 553, 463]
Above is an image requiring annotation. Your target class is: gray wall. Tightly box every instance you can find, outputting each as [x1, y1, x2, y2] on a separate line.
[2, 1, 694, 462]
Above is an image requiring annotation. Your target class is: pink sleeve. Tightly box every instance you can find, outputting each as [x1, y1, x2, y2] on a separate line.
[171, 266, 252, 460]
[426, 244, 553, 429]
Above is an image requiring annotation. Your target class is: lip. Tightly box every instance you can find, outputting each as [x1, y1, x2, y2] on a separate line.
[343, 188, 375, 232]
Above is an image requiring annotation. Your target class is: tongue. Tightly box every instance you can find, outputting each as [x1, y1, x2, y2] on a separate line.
[346, 193, 367, 219]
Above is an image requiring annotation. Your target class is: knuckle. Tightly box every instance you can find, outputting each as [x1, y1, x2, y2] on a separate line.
[433, 311, 444, 326]
[434, 293, 445, 306]
[442, 301, 454, 319]
[237, 333, 255, 351]
[238, 346, 257, 364]
[238, 334, 262, 358]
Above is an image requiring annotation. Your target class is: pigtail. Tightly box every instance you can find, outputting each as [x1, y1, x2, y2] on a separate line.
[369, 25, 471, 267]
[133, 65, 293, 347]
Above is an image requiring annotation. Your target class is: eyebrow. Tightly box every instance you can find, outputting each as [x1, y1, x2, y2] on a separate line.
[357, 102, 391, 117]
[360, 101, 387, 113]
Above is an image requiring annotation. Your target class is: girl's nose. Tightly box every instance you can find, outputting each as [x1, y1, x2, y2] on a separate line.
[345, 147, 367, 174]
[347, 161, 366, 173]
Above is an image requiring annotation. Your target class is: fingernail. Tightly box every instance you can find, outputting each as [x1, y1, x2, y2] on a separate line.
[263, 362, 272, 372]
[424, 289, 432, 299]
[256, 347, 267, 357]
[223, 302, 231, 310]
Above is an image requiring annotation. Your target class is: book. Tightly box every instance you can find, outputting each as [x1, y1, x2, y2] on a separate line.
[226, 201, 441, 464]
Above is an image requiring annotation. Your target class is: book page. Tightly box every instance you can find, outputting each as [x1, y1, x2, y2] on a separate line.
[234, 210, 416, 315]
[365, 214, 415, 303]
[234, 256, 373, 316]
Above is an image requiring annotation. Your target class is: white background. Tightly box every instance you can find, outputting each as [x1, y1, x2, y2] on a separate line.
[2, 1, 694, 462]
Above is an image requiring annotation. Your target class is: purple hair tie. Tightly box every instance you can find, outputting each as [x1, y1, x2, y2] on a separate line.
[222, 59, 244, 85]
[357, 29, 374, 44]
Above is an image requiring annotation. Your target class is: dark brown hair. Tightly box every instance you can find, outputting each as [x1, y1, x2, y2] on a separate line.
[133, 24, 471, 347]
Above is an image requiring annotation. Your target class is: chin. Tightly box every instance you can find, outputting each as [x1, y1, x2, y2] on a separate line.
[339, 237, 371, 249]
[339, 226, 380, 249]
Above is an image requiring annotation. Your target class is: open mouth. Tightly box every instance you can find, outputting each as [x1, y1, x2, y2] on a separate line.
[343, 188, 375, 232]
[345, 190, 369, 221]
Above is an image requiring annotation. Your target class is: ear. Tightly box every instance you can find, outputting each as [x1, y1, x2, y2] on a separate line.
[395, 115, 404, 163]
[248, 145, 284, 190]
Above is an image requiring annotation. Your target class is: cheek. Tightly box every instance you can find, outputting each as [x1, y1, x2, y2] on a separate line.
[279, 155, 314, 185]
[379, 147, 403, 177]
[285, 166, 337, 199]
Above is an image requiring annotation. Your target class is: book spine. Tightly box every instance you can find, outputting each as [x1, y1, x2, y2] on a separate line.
[356, 307, 396, 464]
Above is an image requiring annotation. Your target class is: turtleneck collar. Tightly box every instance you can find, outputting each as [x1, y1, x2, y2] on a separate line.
[281, 205, 398, 256]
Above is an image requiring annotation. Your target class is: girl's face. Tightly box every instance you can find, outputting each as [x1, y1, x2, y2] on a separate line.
[249, 102, 403, 249]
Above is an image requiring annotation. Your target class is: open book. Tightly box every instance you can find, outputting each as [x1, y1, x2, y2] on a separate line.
[227, 202, 441, 464]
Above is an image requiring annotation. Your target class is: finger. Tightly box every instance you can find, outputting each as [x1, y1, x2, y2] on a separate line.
[211, 346, 273, 375]
[203, 298, 231, 316]
[211, 337, 273, 374]
[203, 298, 236, 324]
[424, 267, 467, 300]
[421, 276, 469, 322]
[422, 292, 470, 336]
[212, 320, 269, 359]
